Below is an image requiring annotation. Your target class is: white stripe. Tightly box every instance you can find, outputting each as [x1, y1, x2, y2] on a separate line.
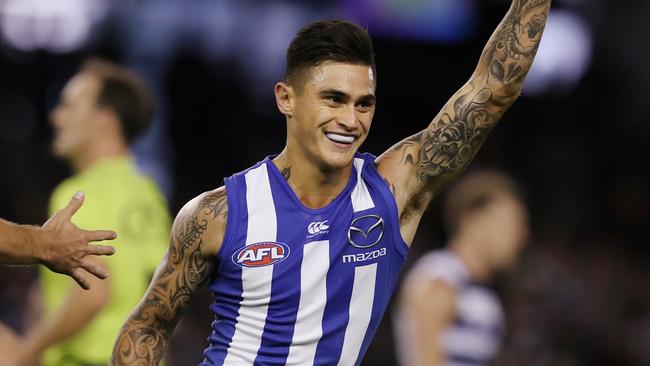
[337, 263, 377, 366]
[350, 158, 375, 212]
[224, 164, 276, 365]
[286, 240, 330, 365]
[442, 327, 501, 360]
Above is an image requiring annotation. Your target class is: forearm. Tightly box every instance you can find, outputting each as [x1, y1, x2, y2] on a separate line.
[111, 306, 174, 365]
[25, 309, 99, 355]
[416, 0, 550, 188]
[0, 219, 45, 265]
[474, 0, 551, 94]
[25, 276, 109, 353]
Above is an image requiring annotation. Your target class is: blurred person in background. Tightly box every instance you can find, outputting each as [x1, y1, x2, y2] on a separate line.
[111, 0, 550, 364]
[0, 192, 116, 289]
[394, 171, 529, 366]
[0, 59, 171, 366]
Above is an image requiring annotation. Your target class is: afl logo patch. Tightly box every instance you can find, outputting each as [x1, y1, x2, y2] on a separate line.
[232, 242, 290, 268]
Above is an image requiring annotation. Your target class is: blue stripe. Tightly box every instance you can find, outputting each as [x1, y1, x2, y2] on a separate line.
[448, 353, 488, 365]
[313, 206, 356, 365]
[201, 174, 248, 365]
[253, 169, 303, 365]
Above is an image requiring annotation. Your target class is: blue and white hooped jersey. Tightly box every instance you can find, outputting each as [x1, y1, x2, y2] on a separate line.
[394, 250, 505, 366]
[201, 153, 409, 366]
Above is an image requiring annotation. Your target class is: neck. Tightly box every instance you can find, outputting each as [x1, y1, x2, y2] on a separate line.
[449, 236, 493, 283]
[272, 147, 353, 209]
[70, 139, 129, 172]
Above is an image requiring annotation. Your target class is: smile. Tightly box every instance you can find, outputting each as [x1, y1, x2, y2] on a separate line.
[325, 133, 355, 144]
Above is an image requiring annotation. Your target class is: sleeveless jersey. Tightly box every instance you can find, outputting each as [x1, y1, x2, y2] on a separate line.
[202, 153, 409, 366]
[395, 250, 505, 366]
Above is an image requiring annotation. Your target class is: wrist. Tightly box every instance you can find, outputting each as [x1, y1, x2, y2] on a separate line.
[26, 225, 50, 265]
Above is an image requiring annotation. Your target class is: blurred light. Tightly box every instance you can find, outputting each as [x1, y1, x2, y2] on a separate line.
[0, 0, 107, 53]
[341, 0, 477, 43]
[523, 10, 592, 96]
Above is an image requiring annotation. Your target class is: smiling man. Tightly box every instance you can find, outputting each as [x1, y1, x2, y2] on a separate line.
[112, 1, 551, 365]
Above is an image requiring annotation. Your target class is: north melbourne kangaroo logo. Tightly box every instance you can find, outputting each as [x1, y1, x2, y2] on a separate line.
[307, 220, 330, 235]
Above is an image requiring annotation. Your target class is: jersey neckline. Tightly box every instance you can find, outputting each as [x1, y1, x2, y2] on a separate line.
[263, 154, 359, 215]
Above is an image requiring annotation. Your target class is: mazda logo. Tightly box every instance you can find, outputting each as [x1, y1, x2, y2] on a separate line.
[347, 214, 384, 249]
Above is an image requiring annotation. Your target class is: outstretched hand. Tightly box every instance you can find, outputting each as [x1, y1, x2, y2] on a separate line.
[41, 192, 116, 290]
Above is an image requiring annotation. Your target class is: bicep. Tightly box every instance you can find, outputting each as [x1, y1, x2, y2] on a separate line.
[138, 197, 222, 328]
[127, 188, 227, 329]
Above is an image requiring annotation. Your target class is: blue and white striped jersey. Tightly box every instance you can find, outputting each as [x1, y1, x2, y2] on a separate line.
[201, 153, 409, 366]
[395, 250, 505, 366]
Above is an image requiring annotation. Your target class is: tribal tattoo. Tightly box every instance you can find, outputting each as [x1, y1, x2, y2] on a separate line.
[110, 189, 227, 365]
[415, 0, 550, 187]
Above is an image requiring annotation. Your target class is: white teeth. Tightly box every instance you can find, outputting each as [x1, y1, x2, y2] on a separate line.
[326, 133, 355, 144]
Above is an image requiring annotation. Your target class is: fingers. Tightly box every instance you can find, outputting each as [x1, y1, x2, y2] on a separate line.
[80, 259, 108, 280]
[70, 268, 91, 290]
[59, 191, 85, 220]
[86, 244, 116, 257]
[86, 229, 118, 243]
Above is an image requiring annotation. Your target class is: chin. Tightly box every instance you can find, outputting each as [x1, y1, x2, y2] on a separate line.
[319, 150, 357, 171]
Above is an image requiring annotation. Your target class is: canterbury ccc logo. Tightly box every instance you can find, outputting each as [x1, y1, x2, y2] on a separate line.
[232, 242, 290, 268]
[307, 220, 330, 235]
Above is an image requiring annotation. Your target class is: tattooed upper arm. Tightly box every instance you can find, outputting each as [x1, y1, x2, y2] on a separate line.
[110, 187, 228, 365]
[377, 0, 550, 220]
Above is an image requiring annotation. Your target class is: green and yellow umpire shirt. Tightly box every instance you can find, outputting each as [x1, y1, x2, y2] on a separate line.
[41, 156, 171, 366]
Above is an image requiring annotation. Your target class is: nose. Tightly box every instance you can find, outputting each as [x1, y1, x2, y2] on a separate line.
[50, 105, 62, 127]
[337, 104, 357, 130]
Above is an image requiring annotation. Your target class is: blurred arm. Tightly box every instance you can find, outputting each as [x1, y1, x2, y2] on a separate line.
[111, 187, 227, 365]
[0, 192, 116, 289]
[376, 0, 551, 242]
[12, 261, 110, 362]
[398, 278, 457, 366]
[0, 218, 44, 264]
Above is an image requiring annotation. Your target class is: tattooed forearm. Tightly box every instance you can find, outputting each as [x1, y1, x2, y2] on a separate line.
[486, 0, 550, 90]
[111, 190, 226, 365]
[418, 0, 550, 184]
[419, 87, 497, 180]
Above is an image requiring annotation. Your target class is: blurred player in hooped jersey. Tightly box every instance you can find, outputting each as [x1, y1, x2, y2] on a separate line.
[111, 0, 551, 364]
[394, 171, 529, 366]
[0, 59, 170, 366]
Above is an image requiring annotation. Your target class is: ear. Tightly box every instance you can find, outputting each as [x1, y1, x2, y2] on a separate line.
[95, 107, 124, 139]
[274, 82, 294, 117]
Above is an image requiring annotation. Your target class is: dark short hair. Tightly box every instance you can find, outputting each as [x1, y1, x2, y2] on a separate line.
[443, 171, 524, 234]
[82, 58, 153, 143]
[285, 19, 376, 89]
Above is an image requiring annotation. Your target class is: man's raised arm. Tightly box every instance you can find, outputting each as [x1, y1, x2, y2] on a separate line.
[377, 0, 551, 216]
[110, 188, 227, 365]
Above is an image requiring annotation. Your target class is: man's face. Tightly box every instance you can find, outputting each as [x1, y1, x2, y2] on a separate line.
[50, 72, 102, 160]
[288, 62, 376, 170]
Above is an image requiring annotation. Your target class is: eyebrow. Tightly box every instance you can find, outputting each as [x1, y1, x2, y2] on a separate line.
[318, 89, 376, 104]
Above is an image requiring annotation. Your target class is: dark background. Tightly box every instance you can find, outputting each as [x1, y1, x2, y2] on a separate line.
[0, 0, 648, 365]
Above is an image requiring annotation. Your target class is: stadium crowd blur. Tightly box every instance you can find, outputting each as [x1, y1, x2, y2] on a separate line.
[0, 0, 648, 365]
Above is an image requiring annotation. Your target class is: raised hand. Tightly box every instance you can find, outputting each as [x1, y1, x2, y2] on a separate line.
[40, 192, 117, 289]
